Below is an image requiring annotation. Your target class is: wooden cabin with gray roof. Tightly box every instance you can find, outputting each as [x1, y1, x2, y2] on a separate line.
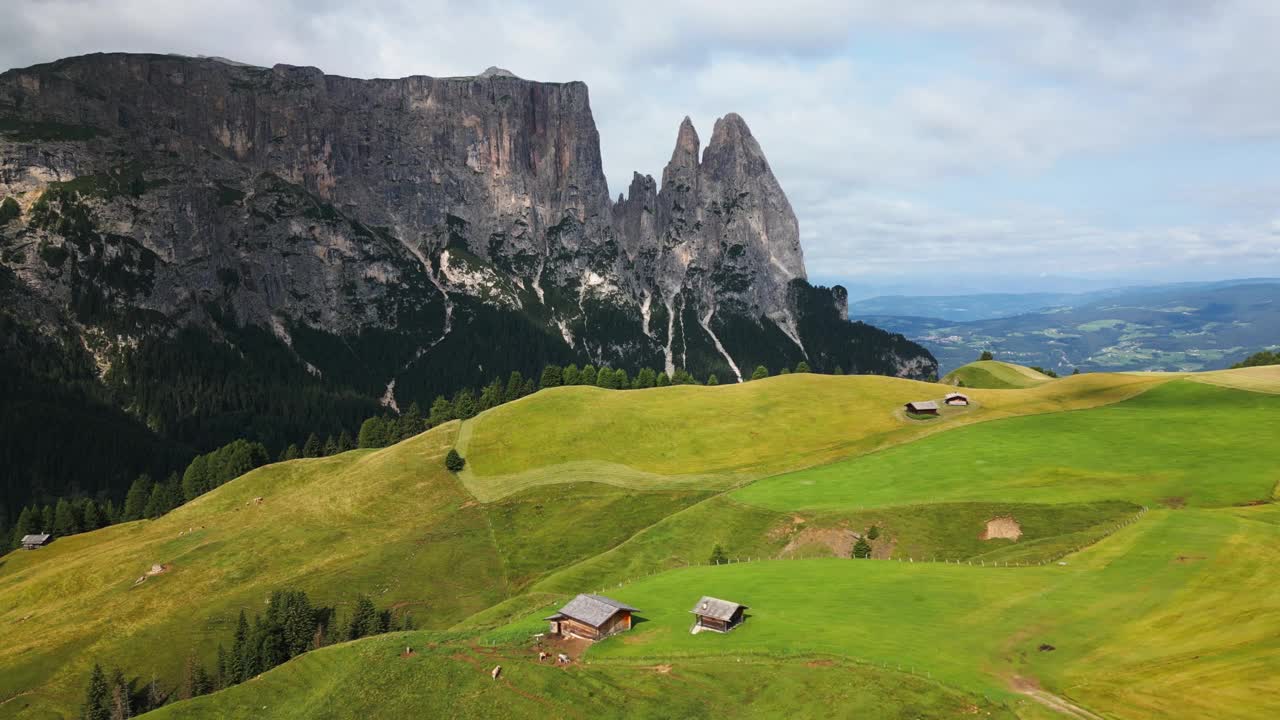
[545, 594, 638, 640]
[690, 596, 747, 633]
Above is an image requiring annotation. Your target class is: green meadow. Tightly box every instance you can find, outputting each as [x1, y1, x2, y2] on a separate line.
[943, 360, 1055, 389]
[733, 381, 1280, 512]
[3, 366, 1278, 719]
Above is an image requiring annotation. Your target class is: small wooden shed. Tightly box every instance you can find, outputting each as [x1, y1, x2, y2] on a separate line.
[545, 594, 638, 640]
[944, 392, 970, 406]
[690, 596, 747, 633]
[904, 400, 939, 415]
[21, 533, 53, 550]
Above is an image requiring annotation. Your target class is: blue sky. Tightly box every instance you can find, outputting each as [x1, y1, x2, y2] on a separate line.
[2, 0, 1278, 294]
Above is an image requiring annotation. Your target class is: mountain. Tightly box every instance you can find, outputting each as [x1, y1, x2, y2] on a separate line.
[0, 53, 935, 510]
[860, 280, 1280, 374]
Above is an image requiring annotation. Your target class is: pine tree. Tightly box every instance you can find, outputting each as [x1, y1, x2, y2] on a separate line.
[182, 456, 208, 502]
[231, 610, 250, 683]
[521, 378, 536, 396]
[123, 475, 153, 521]
[833, 366, 845, 375]
[54, 498, 80, 536]
[795, 361, 811, 373]
[452, 388, 477, 419]
[357, 417, 388, 449]
[143, 485, 166, 519]
[656, 371, 671, 387]
[322, 435, 339, 457]
[979, 350, 994, 361]
[82, 663, 110, 720]
[595, 366, 615, 389]
[852, 537, 872, 559]
[477, 380, 504, 411]
[579, 365, 597, 386]
[707, 374, 719, 386]
[398, 402, 425, 438]
[750, 366, 769, 381]
[347, 596, 377, 640]
[215, 644, 229, 690]
[428, 395, 454, 426]
[635, 368, 657, 388]
[561, 364, 580, 386]
[12, 506, 37, 547]
[779, 367, 791, 375]
[82, 500, 103, 531]
[40, 505, 54, 532]
[866, 525, 880, 540]
[285, 443, 302, 460]
[504, 371, 526, 402]
[445, 449, 465, 472]
[109, 667, 131, 720]
[613, 368, 629, 389]
[709, 544, 728, 564]
[539, 364, 563, 389]
[104, 500, 119, 526]
[337, 431, 355, 452]
[302, 433, 322, 458]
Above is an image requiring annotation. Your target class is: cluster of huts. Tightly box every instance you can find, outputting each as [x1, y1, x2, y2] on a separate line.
[544, 593, 747, 641]
[904, 392, 968, 416]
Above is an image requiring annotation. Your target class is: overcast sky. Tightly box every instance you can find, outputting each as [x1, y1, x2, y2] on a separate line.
[3, 0, 1279, 293]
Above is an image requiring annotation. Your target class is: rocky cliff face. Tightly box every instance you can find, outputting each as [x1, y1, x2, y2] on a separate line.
[0, 53, 936, 422]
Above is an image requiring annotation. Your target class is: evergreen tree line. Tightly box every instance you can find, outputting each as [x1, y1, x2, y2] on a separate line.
[8, 439, 271, 551]
[1232, 348, 1279, 368]
[79, 590, 405, 718]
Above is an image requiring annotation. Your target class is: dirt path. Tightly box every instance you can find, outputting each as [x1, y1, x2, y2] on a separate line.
[1010, 676, 1103, 720]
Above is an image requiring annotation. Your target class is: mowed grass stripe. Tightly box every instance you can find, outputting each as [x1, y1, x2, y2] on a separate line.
[458, 372, 1168, 501]
[732, 381, 1280, 512]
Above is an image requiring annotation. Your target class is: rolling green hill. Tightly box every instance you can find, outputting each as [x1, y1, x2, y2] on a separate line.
[943, 360, 1054, 389]
[2, 369, 1278, 719]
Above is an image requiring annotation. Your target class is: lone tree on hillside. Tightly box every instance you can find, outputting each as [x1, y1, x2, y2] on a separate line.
[866, 525, 880, 540]
[709, 544, 728, 564]
[707, 374, 719, 386]
[852, 537, 872, 559]
[979, 350, 994, 361]
[445, 449, 465, 472]
[750, 365, 769, 381]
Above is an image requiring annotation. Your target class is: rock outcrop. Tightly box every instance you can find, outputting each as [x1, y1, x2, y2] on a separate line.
[0, 53, 936, 418]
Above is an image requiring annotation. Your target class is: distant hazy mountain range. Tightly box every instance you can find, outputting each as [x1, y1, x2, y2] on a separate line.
[855, 279, 1280, 374]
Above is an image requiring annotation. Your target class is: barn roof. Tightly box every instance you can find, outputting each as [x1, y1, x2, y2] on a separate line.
[21, 534, 51, 544]
[545, 594, 638, 627]
[944, 392, 968, 400]
[689, 596, 747, 621]
[906, 400, 938, 410]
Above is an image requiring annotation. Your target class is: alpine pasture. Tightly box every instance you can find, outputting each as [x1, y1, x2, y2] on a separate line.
[2, 366, 1278, 719]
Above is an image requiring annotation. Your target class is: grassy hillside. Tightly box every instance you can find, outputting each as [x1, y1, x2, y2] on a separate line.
[457, 371, 1162, 501]
[146, 635, 1013, 720]
[3, 369, 1277, 719]
[732, 381, 1280, 512]
[943, 360, 1054, 389]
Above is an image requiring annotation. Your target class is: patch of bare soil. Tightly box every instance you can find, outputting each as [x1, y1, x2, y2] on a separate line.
[1235, 499, 1270, 507]
[133, 563, 171, 586]
[1162, 496, 1187, 509]
[399, 647, 417, 658]
[1010, 676, 1103, 720]
[1176, 554, 1207, 563]
[980, 516, 1022, 541]
[778, 527, 858, 558]
[539, 634, 591, 660]
[870, 537, 896, 559]
[652, 664, 673, 674]
[804, 659, 835, 668]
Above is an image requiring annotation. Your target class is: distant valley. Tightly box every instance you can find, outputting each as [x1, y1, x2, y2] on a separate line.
[855, 279, 1280, 374]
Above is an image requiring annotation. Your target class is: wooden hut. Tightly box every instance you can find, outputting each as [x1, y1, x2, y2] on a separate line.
[904, 400, 939, 415]
[545, 594, 638, 640]
[690, 596, 747, 633]
[944, 392, 970, 406]
[21, 533, 52, 550]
